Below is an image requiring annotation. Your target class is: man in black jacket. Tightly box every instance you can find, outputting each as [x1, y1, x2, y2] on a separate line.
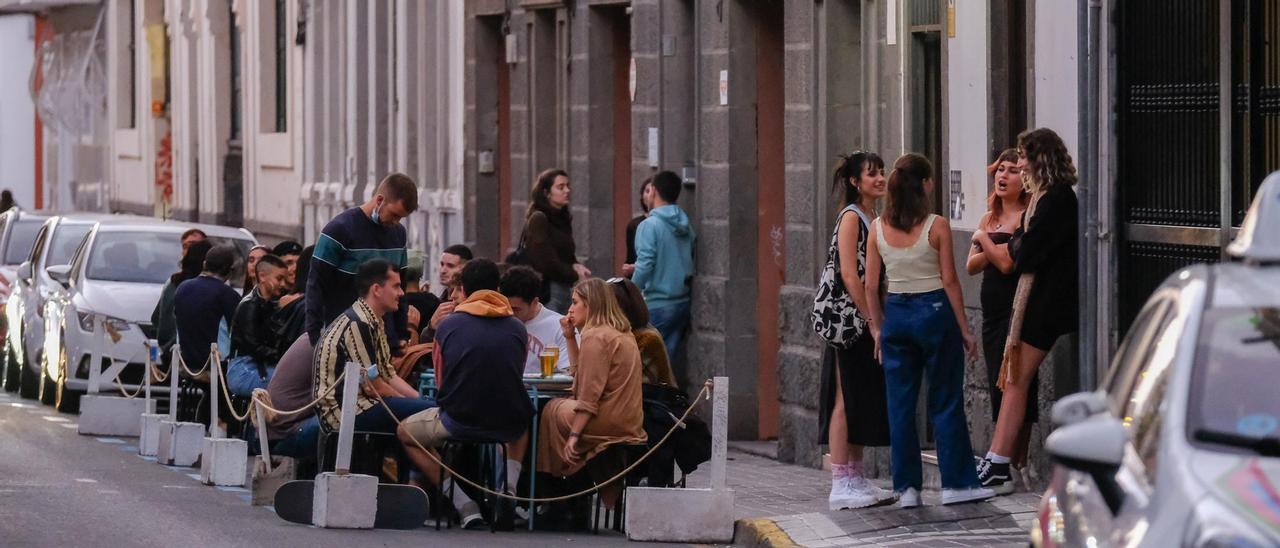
[227, 255, 289, 396]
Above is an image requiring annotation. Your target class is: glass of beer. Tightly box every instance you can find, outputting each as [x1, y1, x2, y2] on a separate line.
[539, 345, 560, 378]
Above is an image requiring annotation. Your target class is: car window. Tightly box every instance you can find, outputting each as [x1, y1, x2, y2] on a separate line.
[26, 223, 50, 268]
[1188, 307, 1280, 453]
[46, 223, 94, 267]
[85, 231, 181, 284]
[1118, 296, 1186, 483]
[1104, 296, 1174, 414]
[4, 220, 44, 265]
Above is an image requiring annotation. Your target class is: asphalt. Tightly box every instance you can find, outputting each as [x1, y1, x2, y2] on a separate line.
[0, 389, 685, 548]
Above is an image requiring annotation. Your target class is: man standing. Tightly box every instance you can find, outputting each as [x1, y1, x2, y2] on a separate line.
[632, 170, 695, 360]
[498, 266, 570, 375]
[314, 259, 434, 436]
[228, 255, 289, 395]
[400, 259, 534, 529]
[306, 173, 419, 350]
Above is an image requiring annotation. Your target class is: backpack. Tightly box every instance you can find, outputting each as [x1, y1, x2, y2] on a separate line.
[638, 383, 711, 487]
[811, 205, 870, 348]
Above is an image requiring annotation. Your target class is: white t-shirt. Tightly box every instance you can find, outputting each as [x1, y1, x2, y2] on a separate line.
[523, 305, 571, 375]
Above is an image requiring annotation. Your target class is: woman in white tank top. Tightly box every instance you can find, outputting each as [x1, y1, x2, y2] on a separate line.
[863, 153, 991, 507]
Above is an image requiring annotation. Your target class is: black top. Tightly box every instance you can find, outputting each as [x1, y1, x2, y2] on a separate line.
[270, 297, 306, 359]
[1010, 184, 1080, 340]
[230, 289, 282, 369]
[979, 232, 1018, 325]
[625, 214, 646, 265]
[524, 208, 578, 285]
[305, 207, 410, 347]
[173, 275, 241, 373]
[435, 312, 535, 442]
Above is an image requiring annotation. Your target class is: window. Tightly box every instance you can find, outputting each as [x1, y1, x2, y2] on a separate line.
[1188, 308, 1280, 452]
[27, 224, 50, 269]
[260, 0, 288, 133]
[47, 223, 94, 267]
[274, 0, 287, 132]
[1102, 295, 1173, 413]
[116, 0, 137, 129]
[4, 220, 46, 265]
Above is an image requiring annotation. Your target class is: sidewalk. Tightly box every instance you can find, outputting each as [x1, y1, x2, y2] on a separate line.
[687, 449, 1039, 547]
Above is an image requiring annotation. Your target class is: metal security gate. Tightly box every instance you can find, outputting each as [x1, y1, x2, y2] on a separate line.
[1115, 0, 1280, 330]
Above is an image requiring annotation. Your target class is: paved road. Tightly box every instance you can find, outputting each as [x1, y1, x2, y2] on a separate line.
[0, 390, 682, 548]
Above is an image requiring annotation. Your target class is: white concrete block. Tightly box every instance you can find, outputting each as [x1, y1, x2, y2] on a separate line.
[138, 413, 165, 456]
[312, 472, 377, 529]
[250, 456, 297, 506]
[625, 487, 736, 543]
[78, 396, 155, 437]
[157, 420, 204, 466]
[200, 437, 248, 486]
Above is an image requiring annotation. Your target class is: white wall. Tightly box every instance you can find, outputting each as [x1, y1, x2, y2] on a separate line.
[0, 15, 36, 208]
[1033, 0, 1080, 160]
[946, 1, 988, 231]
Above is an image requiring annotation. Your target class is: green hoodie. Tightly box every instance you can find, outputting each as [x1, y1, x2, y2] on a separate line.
[633, 204, 695, 309]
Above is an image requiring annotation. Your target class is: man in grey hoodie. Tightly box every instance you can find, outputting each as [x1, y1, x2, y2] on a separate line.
[631, 170, 695, 362]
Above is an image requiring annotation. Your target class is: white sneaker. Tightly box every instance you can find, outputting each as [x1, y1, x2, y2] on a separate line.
[849, 476, 896, 505]
[897, 487, 921, 509]
[828, 477, 859, 510]
[941, 486, 995, 505]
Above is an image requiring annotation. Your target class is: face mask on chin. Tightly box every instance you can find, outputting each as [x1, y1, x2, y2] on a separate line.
[371, 203, 382, 224]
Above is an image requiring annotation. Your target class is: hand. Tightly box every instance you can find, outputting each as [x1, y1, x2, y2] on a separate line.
[430, 301, 455, 329]
[406, 306, 422, 332]
[870, 327, 882, 363]
[573, 263, 592, 280]
[562, 435, 582, 465]
[278, 293, 303, 307]
[559, 316, 576, 339]
[961, 330, 977, 355]
[621, 264, 636, 277]
[971, 230, 989, 250]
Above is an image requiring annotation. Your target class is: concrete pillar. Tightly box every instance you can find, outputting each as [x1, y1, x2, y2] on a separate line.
[363, 0, 391, 201]
[342, 0, 368, 206]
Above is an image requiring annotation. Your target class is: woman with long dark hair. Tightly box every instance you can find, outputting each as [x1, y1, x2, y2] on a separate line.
[966, 148, 1035, 489]
[813, 151, 894, 510]
[865, 153, 990, 507]
[522, 169, 591, 313]
[976, 128, 1079, 494]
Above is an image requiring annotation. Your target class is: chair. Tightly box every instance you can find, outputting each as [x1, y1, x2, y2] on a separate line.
[433, 436, 509, 532]
[591, 443, 649, 534]
[314, 419, 410, 483]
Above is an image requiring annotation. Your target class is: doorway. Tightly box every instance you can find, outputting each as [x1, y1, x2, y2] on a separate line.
[752, 0, 784, 441]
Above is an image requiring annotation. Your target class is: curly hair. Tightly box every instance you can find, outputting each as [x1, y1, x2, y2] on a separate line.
[1017, 128, 1077, 191]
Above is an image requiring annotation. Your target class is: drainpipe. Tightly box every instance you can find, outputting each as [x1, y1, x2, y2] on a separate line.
[1077, 0, 1101, 391]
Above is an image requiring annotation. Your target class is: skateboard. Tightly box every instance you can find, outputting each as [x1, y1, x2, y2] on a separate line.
[273, 479, 430, 529]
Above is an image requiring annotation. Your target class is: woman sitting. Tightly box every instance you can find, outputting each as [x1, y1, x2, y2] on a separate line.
[607, 277, 678, 388]
[536, 278, 648, 502]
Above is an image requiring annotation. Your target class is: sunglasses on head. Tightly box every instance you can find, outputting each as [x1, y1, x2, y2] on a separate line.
[606, 277, 626, 285]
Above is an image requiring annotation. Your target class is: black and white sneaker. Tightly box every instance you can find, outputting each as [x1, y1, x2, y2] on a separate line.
[976, 458, 1014, 495]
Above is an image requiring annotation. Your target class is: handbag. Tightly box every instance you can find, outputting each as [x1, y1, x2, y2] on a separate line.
[811, 205, 870, 347]
[504, 227, 531, 266]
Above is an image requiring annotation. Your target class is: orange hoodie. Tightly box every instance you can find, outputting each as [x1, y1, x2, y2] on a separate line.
[454, 289, 514, 318]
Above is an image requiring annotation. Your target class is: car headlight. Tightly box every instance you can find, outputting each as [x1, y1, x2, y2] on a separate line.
[76, 311, 132, 333]
[1183, 498, 1276, 548]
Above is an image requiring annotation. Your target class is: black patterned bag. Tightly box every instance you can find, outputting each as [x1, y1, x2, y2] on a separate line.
[811, 205, 870, 347]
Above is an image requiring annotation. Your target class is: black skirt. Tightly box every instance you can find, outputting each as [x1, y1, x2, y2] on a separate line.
[817, 334, 891, 447]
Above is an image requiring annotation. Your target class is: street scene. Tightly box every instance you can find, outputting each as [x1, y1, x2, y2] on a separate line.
[0, 0, 1278, 547]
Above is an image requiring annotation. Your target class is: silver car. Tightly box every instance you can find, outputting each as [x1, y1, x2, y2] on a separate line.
[39, 220, 256, 412]
[1033, 173, 1280, 547]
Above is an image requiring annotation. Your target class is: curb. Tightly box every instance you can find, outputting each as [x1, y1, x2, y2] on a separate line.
[735, 518, 801, 548]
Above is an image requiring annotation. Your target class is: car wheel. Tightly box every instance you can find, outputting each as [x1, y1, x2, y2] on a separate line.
[18, 352, 39, 400]
[2, 340, 18, 392]
[38, 353, 56, 406]
[54, 376, 81, 414]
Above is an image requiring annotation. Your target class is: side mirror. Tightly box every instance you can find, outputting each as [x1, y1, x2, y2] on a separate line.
[1051, 391, 1110, 427]
[46, 264, 71, 287]
[17, 261, 32, 283]
[1046, 414, 1127, 514]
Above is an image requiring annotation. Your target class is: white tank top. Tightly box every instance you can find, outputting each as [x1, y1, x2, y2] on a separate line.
[874, 214, 943, 294]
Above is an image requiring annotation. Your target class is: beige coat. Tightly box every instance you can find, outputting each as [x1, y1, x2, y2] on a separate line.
[536, 326, 647, 477]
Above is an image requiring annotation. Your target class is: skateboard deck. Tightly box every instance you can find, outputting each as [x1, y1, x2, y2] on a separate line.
[273, 479, 430, 529]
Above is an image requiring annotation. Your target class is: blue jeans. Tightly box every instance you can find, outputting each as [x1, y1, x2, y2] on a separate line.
[227, 355, 274, 397]
[270, 416, 321, 458]
[353, 396, 437, 434]
[649, 300, 691, 360]
[880, 289, 980, 492]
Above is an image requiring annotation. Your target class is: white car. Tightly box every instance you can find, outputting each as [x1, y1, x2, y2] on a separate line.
[39, 220, 256, 412]
[0, 209, 51, 396]
[1032, 172, 1280, 547]
[4, 214, 129, 400]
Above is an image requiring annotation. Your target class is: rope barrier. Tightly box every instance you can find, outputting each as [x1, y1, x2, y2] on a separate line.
[371, 378, 714, 504]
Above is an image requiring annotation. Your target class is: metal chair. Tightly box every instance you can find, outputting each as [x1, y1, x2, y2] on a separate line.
[433, 436, 510, 532]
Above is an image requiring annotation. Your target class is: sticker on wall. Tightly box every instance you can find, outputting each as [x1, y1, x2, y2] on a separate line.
[648, 128, 659, 168]
[629, 58, 637, 102]
[949, 169, 965, 221]
[947, 0, 956, 38]
[719, 70, 729, 106]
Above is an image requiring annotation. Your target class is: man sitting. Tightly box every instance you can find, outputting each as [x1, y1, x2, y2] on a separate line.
[499, 266, 570, 376]
[263, 335, 320, 458]
[399, 259, 534, 529]
[172, 245, 241, 428]
[314, 259, 434, 438]
[228, 255, 289, 396]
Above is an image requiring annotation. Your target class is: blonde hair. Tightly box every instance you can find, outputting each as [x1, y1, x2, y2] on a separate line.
[572, 278, 632, 333]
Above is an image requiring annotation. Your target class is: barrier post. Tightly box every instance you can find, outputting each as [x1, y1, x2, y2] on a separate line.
[208, 343, 221, 438]
[87, 315, 102, 394]
[710, 376, 728, 490]
[138, 339, 165, 456]
[168, 346, 180, 421]
[312, 361, 377, 528]
[200, 343, 246, 486]
[334, 361, 362, 473]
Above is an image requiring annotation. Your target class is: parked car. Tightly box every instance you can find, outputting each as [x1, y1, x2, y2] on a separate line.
[38, 220, 256, 412]
[0, 209, 51, 394]
[1032, 173, 1280, 547]
[3, 213, 133, 399]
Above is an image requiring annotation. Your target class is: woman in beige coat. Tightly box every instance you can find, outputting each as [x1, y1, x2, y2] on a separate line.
[536, 278, 647, 479]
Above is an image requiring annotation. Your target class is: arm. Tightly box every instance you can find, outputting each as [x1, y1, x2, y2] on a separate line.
[386, 374, 419, 398]
[631, 221, 658, 291]
[525, 213, 579, 282]
[864, 223, 885, 339]
[306, 232, 344, 344]
[978, 236, 1016, 274]
[560, 316, 580, 375]
[933, 219, 976, 354]
[965, 214, 991, 275]
[835, 212, 873, 320]
[1011, 189, 1078, 274]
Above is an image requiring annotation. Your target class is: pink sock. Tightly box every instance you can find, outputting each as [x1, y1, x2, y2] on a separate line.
[847, 460, 865, 478]
[831, 463, 851, 479]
